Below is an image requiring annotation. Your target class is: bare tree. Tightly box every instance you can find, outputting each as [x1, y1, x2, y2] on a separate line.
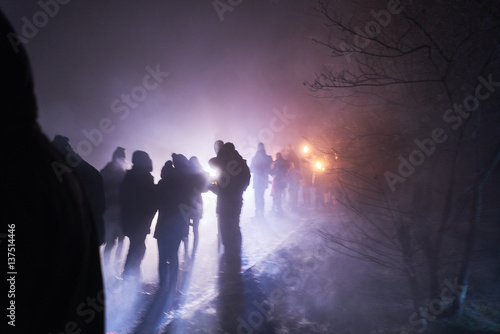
[305, 0, 500, 319]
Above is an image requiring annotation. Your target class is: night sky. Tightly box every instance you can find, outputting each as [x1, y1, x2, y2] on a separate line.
[2, 0, 334, 174]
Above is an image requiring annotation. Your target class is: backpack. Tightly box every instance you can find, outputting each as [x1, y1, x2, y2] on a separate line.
[220, 147, 250, 194]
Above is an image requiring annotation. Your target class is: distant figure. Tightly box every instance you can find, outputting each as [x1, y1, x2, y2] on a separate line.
[52, 135, 107, 246]
[183, 156, 210, 261]
[155, 154, 191, 299]
[285, 144, 300, 171]
[287, 162, 302, 210]
[270, 152, 290, 215]
[209, 142, 251, 275]
[120, 150, 156, 281]
[2, 10, 104, 333]
[100, 146, 127, 269]
[250, 142, 273, 217]
[301, 155, 313, 206]
[314, 168, 329, 209]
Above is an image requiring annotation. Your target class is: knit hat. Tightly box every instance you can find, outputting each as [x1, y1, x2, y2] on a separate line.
[131, 150, 152, 171]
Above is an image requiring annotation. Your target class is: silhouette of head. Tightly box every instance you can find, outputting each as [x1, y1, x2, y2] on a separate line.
[214, 140, 224, 154]
[276, 152, 283, 160]
[160, 160, 173, 179]
[112, 147, 126, 161]
[131, 150, 152, 172]
[257, 142, 266, 153]
[52, 135, 75, 154]
[189, 156, 202, 170]
[172, 153, 189, 170]
[224, 142, 236, 152]
[1, 11, 38, 127]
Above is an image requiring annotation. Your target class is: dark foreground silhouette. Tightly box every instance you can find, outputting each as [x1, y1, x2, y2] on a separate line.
[2, 10, 105, 334]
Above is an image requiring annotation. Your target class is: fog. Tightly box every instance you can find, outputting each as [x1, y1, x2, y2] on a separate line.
[5, 0, 500, 333]
[2, 0, 332, 176]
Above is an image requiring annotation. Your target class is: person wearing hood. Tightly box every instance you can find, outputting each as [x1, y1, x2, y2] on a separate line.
[120, 150, 157, 282]
[2, 10, 105, 333]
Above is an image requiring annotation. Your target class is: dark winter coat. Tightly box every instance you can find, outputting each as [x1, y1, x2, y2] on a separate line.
[2, 10, 105, 334]
[52, 135, 107, 246]
[75, 158, 107, 245]
[271, 156, 291, 190]
[209, 143, 250, 213]
[120, 167, 156, 237]
[154, 166, 192, 241]
[101, 160, 126, 210]
[188, 167, 210, 220]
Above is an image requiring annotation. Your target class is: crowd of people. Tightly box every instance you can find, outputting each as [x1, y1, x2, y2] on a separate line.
[250, 143, 335, 218]
[91, 139, 332, 310]
[90, 139, 251, 310]
[45, 129, 334, 318]
[3, 8, 333, 330]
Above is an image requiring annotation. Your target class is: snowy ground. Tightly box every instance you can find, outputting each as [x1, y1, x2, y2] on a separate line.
[99, 190, 500, 334]
[101, 190, 330, 334]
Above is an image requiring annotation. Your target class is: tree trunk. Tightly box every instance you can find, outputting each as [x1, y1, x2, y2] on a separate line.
[452, 144, 500, 315]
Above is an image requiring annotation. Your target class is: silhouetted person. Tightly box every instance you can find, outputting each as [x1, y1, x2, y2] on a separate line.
[287, 162, 301, 210]
[285, 144, 300, 171]
[270, 152, 290, 215]
[209, 142, 251, 275]
[120, 150, 156, 281]
[301, 155, 313, 206]
[155, 154, 191, 302]
[183, 156, 210, 261]
[2, 11, 104, 333]
[52, 135, 107, 245]
[314, 168, 328, 209]
[250, 142, 273, 217]
[101, 146, 127, 269]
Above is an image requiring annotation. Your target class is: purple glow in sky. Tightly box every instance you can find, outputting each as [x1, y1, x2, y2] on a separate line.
[2, 0, 334, 175]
